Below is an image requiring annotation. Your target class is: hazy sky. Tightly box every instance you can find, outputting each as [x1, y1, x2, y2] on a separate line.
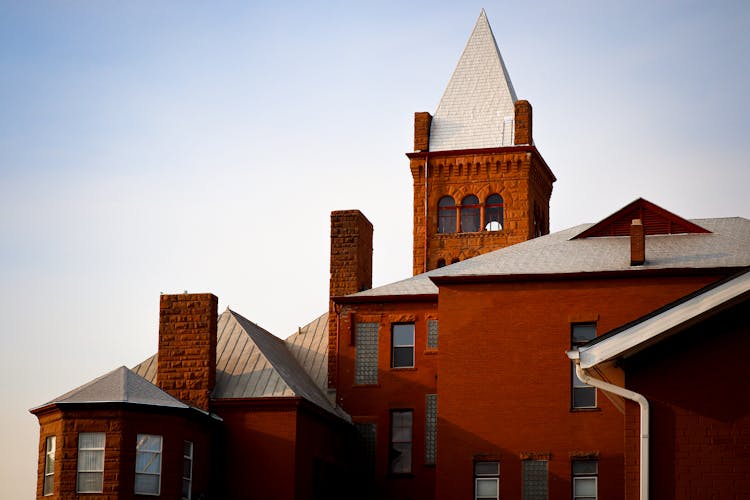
[2, 1, 748, 496]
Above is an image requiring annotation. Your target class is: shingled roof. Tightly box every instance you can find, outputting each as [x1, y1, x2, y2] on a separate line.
[345, 214, 750, 300]
[32, 366, 190, 412]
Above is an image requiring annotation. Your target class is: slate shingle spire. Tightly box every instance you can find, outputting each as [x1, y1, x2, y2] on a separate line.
[429, 9, 518, 151]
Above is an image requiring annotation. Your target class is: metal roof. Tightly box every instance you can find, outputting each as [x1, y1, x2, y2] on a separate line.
[33, 366, 189, 411]
[577, 269, 750, 369]
[348, 217, 750, 299]
[132, 309, 346, 419]
[429, 9, 519, 152]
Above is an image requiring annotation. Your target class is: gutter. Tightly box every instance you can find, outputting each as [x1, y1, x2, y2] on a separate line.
[566, 350, 649, 500]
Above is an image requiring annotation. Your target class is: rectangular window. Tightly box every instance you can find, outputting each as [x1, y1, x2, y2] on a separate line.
[425, 394, 437, 465]
[182, 441, 193, 500]
[390, 410, 413, 474]
[475, 461, 499, 500]
[571, 323, 597, 408]
[392, 323, 415, 368]
[522, 460, 548, 500]
[572, 460, 598, 500]
[77, 432, 105, 493]
[427, 319, 438, 349]
[135, 434, 162, 496]
[43, 435, 55, 496]
[355, 322, 379, 385]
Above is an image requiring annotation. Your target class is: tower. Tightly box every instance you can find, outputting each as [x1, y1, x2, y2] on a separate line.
[409, 10, 556, 275]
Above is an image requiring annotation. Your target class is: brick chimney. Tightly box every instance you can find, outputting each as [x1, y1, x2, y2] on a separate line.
[630, 219, 645, 266]
[414, 112, 432, 151]
[157, 293, 218, 411]
[328, 210, 373, 388]
[514, 100, 533, 145]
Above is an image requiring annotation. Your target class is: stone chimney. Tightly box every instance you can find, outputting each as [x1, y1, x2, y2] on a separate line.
[514, 100, 533, 145]
[630, 219, 645, 266]
[157, 293, 218, 411]
[414, 112, 432, 152]
[328, 210, 373, 388]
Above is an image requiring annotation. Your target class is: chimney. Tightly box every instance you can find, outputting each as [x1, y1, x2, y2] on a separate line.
[414, 112, 432, 152]
[514, 100, 533, 145]
[328, 210, 373, 388]
[630, 219, 645, 266]
[157, 293, 218, 411]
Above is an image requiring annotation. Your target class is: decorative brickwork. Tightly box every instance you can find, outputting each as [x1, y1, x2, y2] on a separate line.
[414, 112, 432, 151]
[157, 293, 218, 411]
[408, 140, 555, 275]
[328, 210, 373, 388]
[514, 100, 532, 145]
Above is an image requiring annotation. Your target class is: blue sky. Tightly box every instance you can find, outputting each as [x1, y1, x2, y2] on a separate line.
[2, 1, 748, 496]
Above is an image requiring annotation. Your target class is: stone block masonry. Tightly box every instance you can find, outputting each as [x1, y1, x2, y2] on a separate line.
[157, 293, 218, 411]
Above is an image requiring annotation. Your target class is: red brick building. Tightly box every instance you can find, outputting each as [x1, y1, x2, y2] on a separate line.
[31, 9, 750, 500]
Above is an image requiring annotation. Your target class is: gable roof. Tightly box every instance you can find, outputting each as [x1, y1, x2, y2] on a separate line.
[133, 309, 346, 419]
[32, 366, 190, 412]
[574, 198, 711, 238]
[429, 9, 518, 152]
[577, 269, 750, 369]
[342, 216, 750, 300]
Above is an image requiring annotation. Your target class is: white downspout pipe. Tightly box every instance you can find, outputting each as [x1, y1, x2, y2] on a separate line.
[567, 351, 649, 500]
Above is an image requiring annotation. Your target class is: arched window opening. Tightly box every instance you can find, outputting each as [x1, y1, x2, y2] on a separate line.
[438, 196, 456, 234]
[436, 258, 446, 268]
[460, 195, 480, 233]
[485, 194, 504, 231]
[451, 258, 460, 264]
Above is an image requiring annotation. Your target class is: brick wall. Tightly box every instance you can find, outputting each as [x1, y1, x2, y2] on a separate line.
[514, 100, 532, 145]
[157, 293, 218, 411]
[328, 210, 373, 388]
[624, 298, 750, 499]
[435, 273, 722, 500]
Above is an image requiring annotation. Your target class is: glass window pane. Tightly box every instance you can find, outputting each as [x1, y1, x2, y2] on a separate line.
[574, 477, 597, 496]
[476, 478, 498, 496]
[573, 387, 596, 408]
[79, 432, 105, 449]
[79, 450, 104, 471]
[475, 462, 499, 476]
[572, 324, 596, 344]
[572, 461, 597, 475]
[392, 324, 414, 346]
[135, 473, 160, 495]
[77, 472, 103, 492]
[137, 434, 162, 452]
[391, 443, 411, 473]
[393, 347, 414, 367]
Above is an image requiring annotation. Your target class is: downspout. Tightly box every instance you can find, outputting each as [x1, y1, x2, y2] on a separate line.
[423, 153, 429, 273]
[567, 351, 649, 500]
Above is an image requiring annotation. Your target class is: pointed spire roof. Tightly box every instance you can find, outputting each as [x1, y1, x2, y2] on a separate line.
[429, 9, 518, 152]
[32, 366, 190, 412]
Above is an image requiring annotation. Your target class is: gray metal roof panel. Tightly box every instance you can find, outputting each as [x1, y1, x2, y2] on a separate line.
[284, 312, 329, 391]
[35, 366, 189, 410]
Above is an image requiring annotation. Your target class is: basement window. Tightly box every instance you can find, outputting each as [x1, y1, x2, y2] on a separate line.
[474, 461, 499, 500]
[573, 460, 598, 500]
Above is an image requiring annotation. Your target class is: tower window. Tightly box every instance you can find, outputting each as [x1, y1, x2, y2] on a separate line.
[461, 195, 481, 232]
[485, 194, 504, 231]
[438, 196, 456, 233]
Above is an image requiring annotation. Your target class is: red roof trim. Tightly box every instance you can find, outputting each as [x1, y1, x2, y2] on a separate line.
[573, 198, 711, 239]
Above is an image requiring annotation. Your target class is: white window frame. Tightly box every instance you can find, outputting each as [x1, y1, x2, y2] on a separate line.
[391, 323, 415, 368]
[135, 434, 163, 496]
[182, 441, 194, 500]
[77, 432, 105, 493]
[43, 435, 55, 496]
[572, 460, 598, 500]
[571, 323, 597, 409]
[474, 461, 500, 500]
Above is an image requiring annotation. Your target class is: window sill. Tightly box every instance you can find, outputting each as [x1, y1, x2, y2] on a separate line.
[390, 367, 417, 371]
[353, 384, 381, 389]
[388, 473, 415, 479]
[424, 349, 438, 355]
[570, 407, 601, 413]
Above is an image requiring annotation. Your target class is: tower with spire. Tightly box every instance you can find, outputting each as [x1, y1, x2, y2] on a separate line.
[409, 9, 556, 275]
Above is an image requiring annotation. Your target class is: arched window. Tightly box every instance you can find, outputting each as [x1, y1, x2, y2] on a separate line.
[451, 258, 460, 264]
[460, 195, 480, 232]
[485, 194, 504, 231]
[438, 196, 456, 234]
[436, 258, 446, 268]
